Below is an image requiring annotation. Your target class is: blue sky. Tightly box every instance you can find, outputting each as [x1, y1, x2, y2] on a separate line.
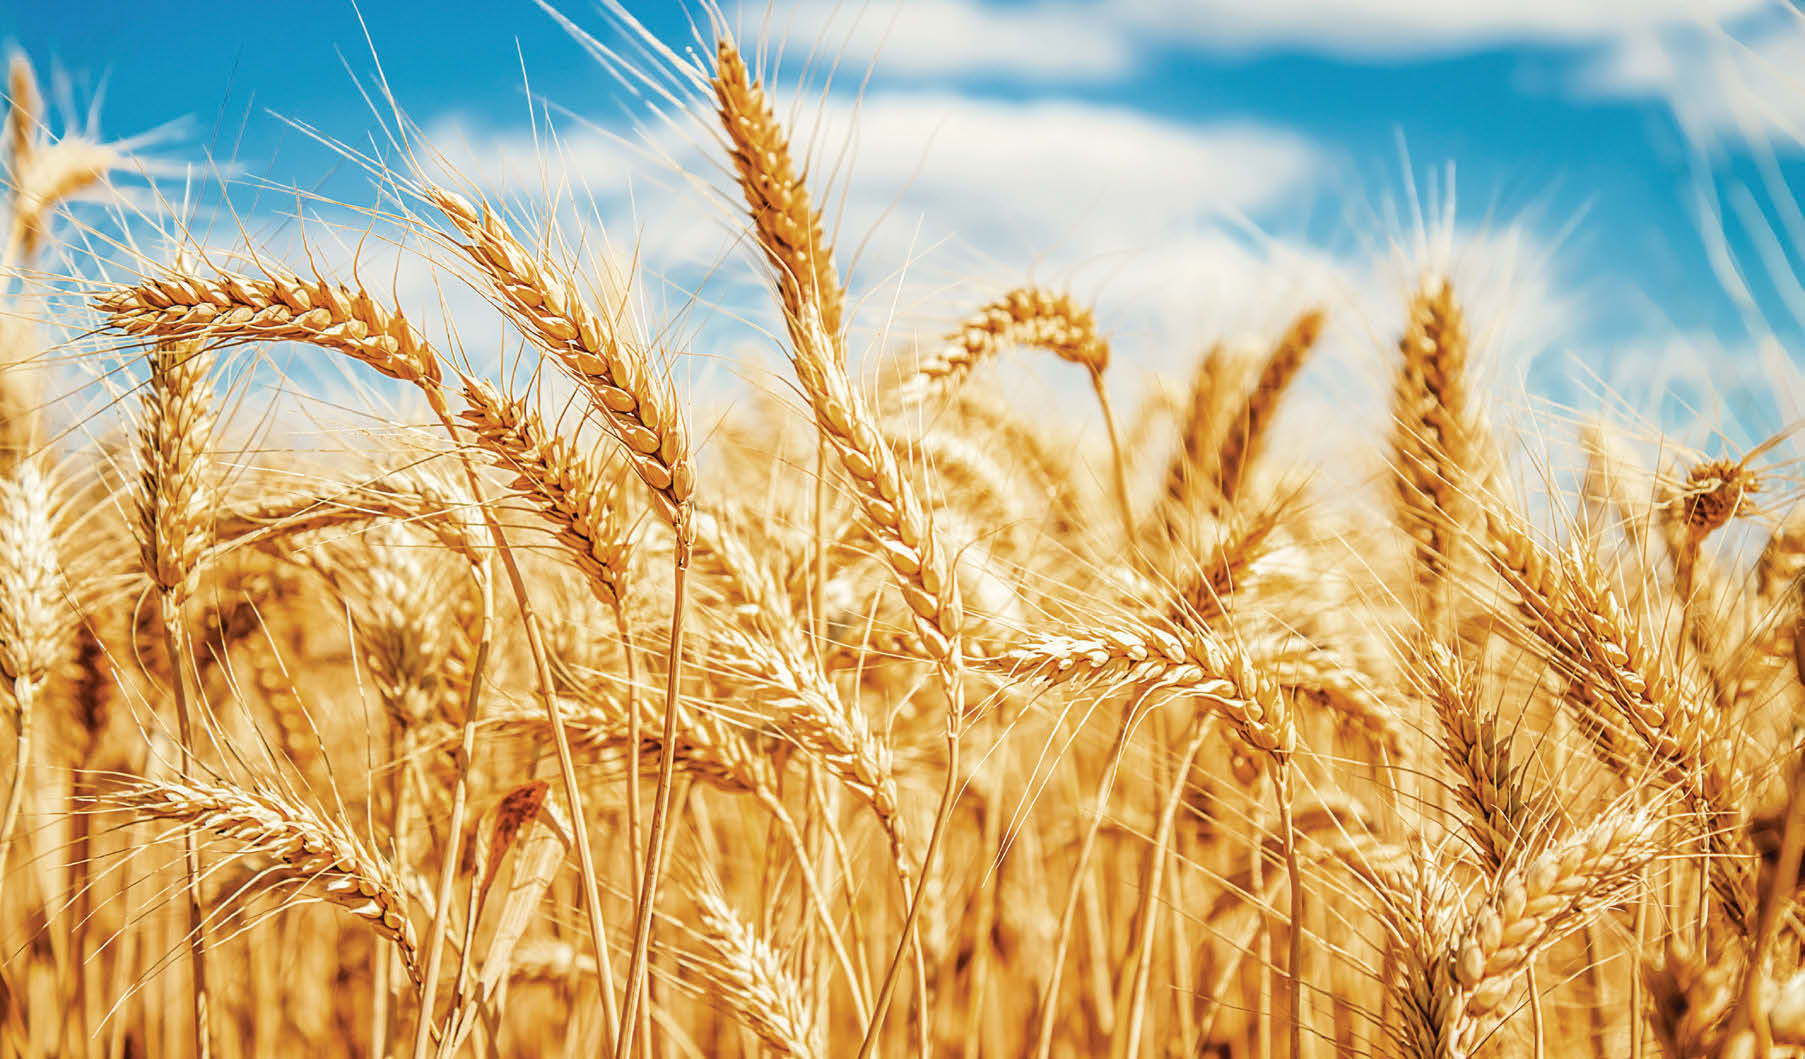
[9, 0, 1805, 442]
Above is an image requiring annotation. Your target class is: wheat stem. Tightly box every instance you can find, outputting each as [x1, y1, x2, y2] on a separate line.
[1091, 368, 1135, 541]
[616, 547, 691, 1059]
[1278, 764, 1305, 1059]
[410, 556, 492, 1059]
[0, 681, 31, 906]
[1032, 691, 1144, 1059]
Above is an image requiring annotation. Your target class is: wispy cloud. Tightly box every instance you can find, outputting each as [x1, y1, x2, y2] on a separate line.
[1574, 7, 1805, 150]
[755, 0, 1769, 82]
[404, 83, 1587, 435]
[1116, 0, 1763, 59]
[766, 0, 1134, 82]
[423, 90, 1330, 365]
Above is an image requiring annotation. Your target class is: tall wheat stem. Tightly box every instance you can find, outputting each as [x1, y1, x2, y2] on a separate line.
[609, 596, 649, 1056]
[1277, 763, 1304, 1059]
[1031, 691, 1145, 1059]
[411, 556, 492, 1059]
[1090, 369, 1134, 540]
[1116, 716, 1211, 1058]
[755, 788, 873, 1019]
[425, 396, 623, 1044]
[856, 723, 960, 1059]
[0, 681, 32, 904]
[159, 599, 211, 1059]
[616, 544, 691, 1059]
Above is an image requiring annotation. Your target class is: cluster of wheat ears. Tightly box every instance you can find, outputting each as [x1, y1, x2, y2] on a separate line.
[4, 17, 1805, 1059]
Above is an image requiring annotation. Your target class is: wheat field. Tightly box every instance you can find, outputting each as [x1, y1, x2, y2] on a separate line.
[1, 10, 1803, 1059]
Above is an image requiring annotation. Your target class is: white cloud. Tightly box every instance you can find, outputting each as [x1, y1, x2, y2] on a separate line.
[816, 94, 1322, 270]
[1575, 9, 1805, 150]
[420, 92, 1332, 375]
[1115, 0, 1765, 59]
[389, 106, 1573, 522]
[766, 0, 1133, 82]
[746, 0, 1770, 81]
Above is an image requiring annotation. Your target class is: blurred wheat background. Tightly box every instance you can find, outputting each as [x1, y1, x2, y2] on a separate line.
[6, 1, 1805, 1057]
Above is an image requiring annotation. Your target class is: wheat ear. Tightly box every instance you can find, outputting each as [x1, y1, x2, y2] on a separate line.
[691, 888, 822, 1059]
[3, 59, 119, 270]
[710, 39, 846, 360]
[458, 378, 631, 608]
[903, 287, 1132, 532]
[103, 776, 422, 982]
[979, 622, 1295, 759]
[427, 188, 693, 534]
[1417, 640, 1535, 871]
[0, 458, 61, 906]
[96, 265, 445, 407]
[1439, 806, 1663, 1057]
[1215, 308, 1325, 504]
[905, 287, 1109, 397]
[1391, 277, 1481, 627]
[4, 54, 34, 187]
[457, 374, 648, 929]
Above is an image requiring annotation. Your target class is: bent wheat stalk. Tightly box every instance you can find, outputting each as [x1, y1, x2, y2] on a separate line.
[906, 287, 1132, 535]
